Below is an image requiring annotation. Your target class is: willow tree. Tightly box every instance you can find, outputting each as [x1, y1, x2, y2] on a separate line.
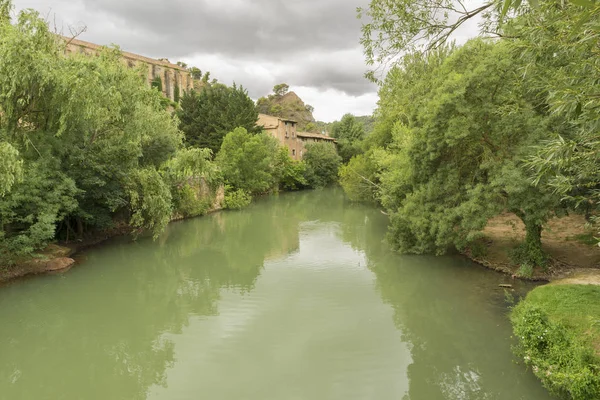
[0, 1, 185, 257]
[511, 1, 600, 237]
[357, 0, 586, 81]
[372, 40, 558, 264]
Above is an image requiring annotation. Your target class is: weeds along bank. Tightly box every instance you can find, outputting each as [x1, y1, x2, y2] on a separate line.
[0, 2, 342, 279]
[511, 284, 600, 400]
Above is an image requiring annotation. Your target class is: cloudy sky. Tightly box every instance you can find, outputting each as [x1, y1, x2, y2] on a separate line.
[11, 0, 480, 122]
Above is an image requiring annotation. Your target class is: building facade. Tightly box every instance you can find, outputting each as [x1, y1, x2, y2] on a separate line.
[257, 113, 336, 160]
[62, 36, 193, 101]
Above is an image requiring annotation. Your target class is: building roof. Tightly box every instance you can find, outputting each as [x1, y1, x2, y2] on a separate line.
[257, 114, 280, 129]
[61, 36, 188, 72]
[257, 113, 297, 129]
[297, 131, 336, 142]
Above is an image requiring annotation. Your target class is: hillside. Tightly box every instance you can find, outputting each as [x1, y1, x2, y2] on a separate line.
[256, 86, 316, 131]
[314, 115, 375, 136]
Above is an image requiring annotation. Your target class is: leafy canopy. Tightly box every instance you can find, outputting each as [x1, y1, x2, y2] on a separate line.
[178, 83, 259, 155]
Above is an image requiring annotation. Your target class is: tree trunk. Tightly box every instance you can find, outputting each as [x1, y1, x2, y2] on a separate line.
[76, 218, 84, 238]
[513, 210, 547, 267]
[524, 220, 542, 250]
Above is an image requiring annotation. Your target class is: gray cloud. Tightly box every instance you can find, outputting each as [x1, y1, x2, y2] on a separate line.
[12, 0, 378, 120]
[83, 0, 368, 58]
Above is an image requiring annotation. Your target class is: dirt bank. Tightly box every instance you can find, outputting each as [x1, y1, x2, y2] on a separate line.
[465, 213, 599, 281]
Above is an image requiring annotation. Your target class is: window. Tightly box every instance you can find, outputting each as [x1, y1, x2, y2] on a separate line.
[285, 122, 289, 138]
[292, 149, 296, 156]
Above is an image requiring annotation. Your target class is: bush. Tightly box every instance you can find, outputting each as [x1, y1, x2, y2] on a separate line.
[510, 240, 548, 269]
[173, 184, 212, 218]
[223, 188, 252, 210]
[516, 262, 534, 279]
[511, 286, 600, 399]
[303, 142, 342, 188]
[217, 127, 281, 195]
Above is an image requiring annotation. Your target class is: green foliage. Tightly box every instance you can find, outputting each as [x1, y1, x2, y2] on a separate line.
[161, 148, 220, 218]
[172, 184, 212, 218]
[275, 147, 308, 191]
[255, 86, 316, 131]
[173, 83, 180, 103]
[223, 187, 252, 210]
[216, 127, 281, 195]
[468, 238, 489, 259]
[511, 285, 600, 399]
[178, 83, 259, 154]
[330, 114, 366, 163]
[273, 83, 289, 97]
[511, 1, 600, 241]
[151, 76, 162, 92]
[127, 168, 172, 239]
[358, 0, 600, 245]
[357, 0, 539, 80]
[303, 142, 342, 188]
[188, 67, 202, 80]
[366, 40, 558, 256]
[0, 160, 79, 258]
[516, 262, 534, 279]
[339, 152, 379, 203]
[0, 3, 187, 257]
[0, 142, 22, 196]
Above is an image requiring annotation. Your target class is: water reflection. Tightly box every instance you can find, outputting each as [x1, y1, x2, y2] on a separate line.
[332, 197, 553, 400]
[0, 189, 553, 400]
[0, 193, 306, 399]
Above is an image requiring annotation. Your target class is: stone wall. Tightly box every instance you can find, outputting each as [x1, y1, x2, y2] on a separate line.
[62, 36, 193, 101]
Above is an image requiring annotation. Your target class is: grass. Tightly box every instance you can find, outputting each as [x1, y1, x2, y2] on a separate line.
[568, 232, 598, 246]
[511, 284, 600, 399]
[527, 284, 600, 353]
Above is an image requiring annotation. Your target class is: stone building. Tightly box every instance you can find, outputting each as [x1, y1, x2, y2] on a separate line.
[257, 113, 336, 161]
[62, 36, 193, 101]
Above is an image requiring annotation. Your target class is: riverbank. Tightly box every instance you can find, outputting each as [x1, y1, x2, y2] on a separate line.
[464, 213, 599, 282]
[0, 225, 131, 285]
[511, 283, 600, 400]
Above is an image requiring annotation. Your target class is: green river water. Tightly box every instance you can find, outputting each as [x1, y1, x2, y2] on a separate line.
[0, 189, 554, 400]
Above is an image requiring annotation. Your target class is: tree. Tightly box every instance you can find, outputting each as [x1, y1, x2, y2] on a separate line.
[358, 0, 542, 80]
[339, 152, 380, 203]
[365, 40, 558, 264]
[216, 127, 282, 196]
[0, 142, 22, 196]
[178, 83, 260, 154]
[273, 83, 289, 97]
[303, 142, 342, 188]
[330, 114, 366, 163]
[188, 67, 202, 80]
[0, 3, 183, 257]
[509, 1, 600, 239]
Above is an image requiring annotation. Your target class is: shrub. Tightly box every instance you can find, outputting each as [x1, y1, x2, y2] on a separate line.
[303, 142, 341, 188]
[173, 184, 212, 218]
[511, 286, 600, 399]
[517, 262, 534, 279]
[223, 187, 252, 210]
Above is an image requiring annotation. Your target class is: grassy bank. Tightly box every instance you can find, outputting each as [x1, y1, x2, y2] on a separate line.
[511, 284, 600, 399]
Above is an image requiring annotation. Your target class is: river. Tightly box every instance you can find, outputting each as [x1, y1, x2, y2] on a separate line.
[0, 188, 554, 400]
